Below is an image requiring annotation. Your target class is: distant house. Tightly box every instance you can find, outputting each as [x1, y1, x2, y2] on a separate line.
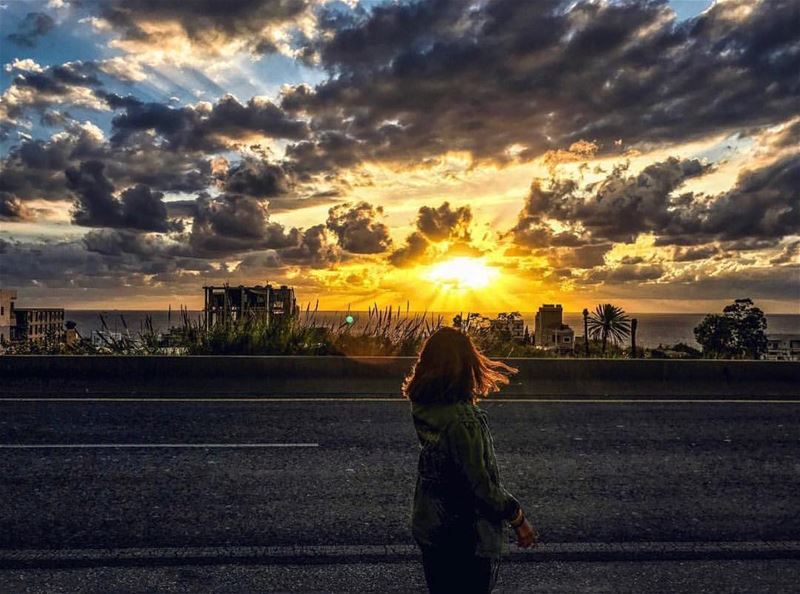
[764, 334, 800, 361]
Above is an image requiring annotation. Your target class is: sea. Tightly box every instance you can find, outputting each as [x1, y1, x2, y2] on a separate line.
[65, 310, 800, 349]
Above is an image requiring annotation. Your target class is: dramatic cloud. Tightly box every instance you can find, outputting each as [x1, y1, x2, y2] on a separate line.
[67, 160, 182, 232]
[106, 94, 309, 151]
[223, 157, 292, 197]
[416, 202, 472, 242]
[82, 0, 312, 57]
[284, 0, 800, 169]
[660, 154, 800, 246]
[512, 157, 710, 249]
[390, 201, 474, 267]
[7, 12, 55, 48]
[1, 0, 798, 309]
[272, 224, 341, 268]
[187, 192, 300, 257]
[511, 154, 800, 255]
[325, 201, 392, 254]
[0, 61, 105, 124]
[0, 121, 213, 215]
[0, 192, 33, 221]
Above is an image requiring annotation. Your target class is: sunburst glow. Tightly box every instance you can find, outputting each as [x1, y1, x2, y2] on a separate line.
[425, 257, 498, 289]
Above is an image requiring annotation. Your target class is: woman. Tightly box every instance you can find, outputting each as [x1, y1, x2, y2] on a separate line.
[404, 327, 538, 594]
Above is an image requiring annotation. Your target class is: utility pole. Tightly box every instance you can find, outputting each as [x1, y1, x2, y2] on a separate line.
[582, 308, 590, 357]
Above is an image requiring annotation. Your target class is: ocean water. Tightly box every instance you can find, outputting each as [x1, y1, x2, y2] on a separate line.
[65, 310, 800, 349]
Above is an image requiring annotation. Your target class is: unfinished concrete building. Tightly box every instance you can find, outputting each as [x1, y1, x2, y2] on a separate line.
[203, 285, 299, 328]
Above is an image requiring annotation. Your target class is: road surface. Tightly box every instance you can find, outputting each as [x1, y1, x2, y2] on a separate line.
[1, 397, 798, 591]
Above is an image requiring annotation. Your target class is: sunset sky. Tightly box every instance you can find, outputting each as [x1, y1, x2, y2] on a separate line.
[0, 0, 798, 312]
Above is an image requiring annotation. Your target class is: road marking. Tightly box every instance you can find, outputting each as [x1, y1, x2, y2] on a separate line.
[0, 443, 319, 449]
[1, 541, 799, 567]
[0, 397, 798, 403]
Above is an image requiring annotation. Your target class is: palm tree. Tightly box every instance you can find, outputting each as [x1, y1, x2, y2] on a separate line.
[587, 304, 631, 355]
[630, 318, 638, 358]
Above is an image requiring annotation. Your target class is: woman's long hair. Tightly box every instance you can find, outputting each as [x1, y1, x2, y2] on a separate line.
[403, 327, 518, 404]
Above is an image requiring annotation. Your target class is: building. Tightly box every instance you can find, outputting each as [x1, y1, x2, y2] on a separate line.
[0, 289, 66, 345]
[490, 312, 526, 341]
[764, 334, 800, 361]
[0, 289, 17, 344]
[13, 308, 65, 343]
[534, 304, 563, 346]
[550, 325, 575, 353]
[534, 304, 575, 353]
[203, 284, 299, 328]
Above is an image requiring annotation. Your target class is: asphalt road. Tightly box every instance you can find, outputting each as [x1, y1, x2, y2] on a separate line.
[3, 559, 800, 593]
[1, 398, 799, 551]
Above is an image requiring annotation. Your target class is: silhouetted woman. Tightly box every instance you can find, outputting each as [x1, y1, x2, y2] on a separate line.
[404, 327, 537, 594]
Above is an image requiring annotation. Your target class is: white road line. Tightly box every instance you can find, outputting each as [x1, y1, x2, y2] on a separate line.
[0, 397, 798, 404]
[0, 443, 319, 449]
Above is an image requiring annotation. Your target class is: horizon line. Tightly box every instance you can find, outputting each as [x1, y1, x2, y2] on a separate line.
[59, 308, 800, 316]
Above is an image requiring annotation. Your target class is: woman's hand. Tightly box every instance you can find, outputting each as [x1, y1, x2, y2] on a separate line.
[514, 517, 538, 548]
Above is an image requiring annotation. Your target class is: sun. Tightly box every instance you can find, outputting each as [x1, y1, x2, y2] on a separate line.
[425, 257, 499, 289]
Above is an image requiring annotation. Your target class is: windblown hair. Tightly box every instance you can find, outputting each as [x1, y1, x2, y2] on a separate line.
[402, 327, 518, 404]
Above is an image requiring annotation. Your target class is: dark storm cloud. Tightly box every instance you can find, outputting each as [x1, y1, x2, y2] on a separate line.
[390, 201, 474, 267]
[388, 231, 428, 268]
[274, 224, 342, 268]
[675, 154, 800, 245]
[106, 94, 308, 151]
[7, 11, 56, 47]
[325, 201, 392, 254]
[672, 245, 722, 262]
[772, 120, 800, 149]
[1, 61, 104, 122]
[547, 243, 614, 270]
[283, 131, 362, 178]
[0, 192, 32, 221]
[416, 202, 472, 242]
[0, 130, 87, 202]
[283, 0, 800, 169]
[770, 241, 800, 265]
[0, 237, 148, 289]
[187, 192, 301, 257]
[573, 264, 800, 302]
[0, 123, 214, 215]
[223, 157, 291, 197]
[83, 0, 309, 53]
[13, 62, 99, 94]
[512, 157, 709, 248]
[512, 154, 799, 252]
[67, 160, 182, 232]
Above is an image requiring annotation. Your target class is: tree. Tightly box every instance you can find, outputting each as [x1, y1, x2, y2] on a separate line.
[694, 314, 734, 357]
[694, 298, 768, 359]
[587, 304, 631, 355]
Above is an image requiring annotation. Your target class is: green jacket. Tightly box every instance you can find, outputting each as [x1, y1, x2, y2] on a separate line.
[410, 401, 521, 557]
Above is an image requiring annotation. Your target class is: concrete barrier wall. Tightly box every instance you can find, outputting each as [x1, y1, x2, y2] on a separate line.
[1, 356, 798, 398]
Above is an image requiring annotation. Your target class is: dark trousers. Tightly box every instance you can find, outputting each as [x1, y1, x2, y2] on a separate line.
[420, 545, 501, 594]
